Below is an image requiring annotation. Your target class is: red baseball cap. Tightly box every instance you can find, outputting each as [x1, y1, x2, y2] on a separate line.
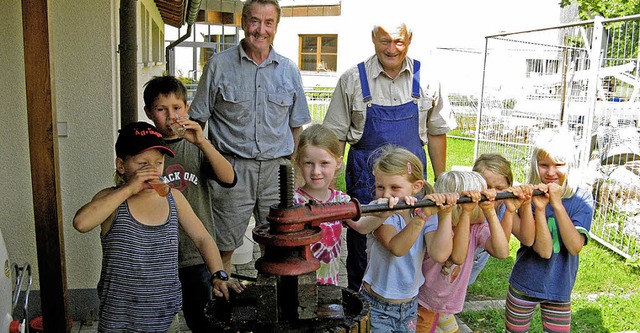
[115, 122, 175, 158]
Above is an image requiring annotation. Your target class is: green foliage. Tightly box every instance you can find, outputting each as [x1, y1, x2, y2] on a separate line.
[626, 257, 640, 274]
[306, 87, 334, 99]
[560, 0, 640, 20]
[502, 98, 517, 109]
[178, 76, 195, 85]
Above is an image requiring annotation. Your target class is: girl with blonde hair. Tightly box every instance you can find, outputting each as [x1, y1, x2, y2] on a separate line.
[505, 128, 594, 332]
[361, 145, 457, 333]
[293, 125, 409, 285]
[469, 153, 535, 285]
[417, 170, 524, 333]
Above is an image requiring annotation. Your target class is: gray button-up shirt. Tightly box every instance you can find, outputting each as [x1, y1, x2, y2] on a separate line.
[189, 42, 311, 160]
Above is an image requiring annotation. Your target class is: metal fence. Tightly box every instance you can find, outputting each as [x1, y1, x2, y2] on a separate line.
[304, 87, 334, 123]
[474, 15, 640, 259]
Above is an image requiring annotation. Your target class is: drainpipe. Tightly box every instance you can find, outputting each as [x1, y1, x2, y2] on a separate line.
[119, 0, 138, 127]
[166, 0, 203, 74]
[166, 24, 192, 74]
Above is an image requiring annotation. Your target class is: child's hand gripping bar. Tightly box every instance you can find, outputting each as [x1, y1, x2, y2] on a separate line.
[359, 189, 545, 215]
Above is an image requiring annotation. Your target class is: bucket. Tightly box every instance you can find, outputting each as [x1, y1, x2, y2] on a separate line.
[1, 229, 12, 333]
[231, 218, 256, 265]
[28, 316, 73, 333]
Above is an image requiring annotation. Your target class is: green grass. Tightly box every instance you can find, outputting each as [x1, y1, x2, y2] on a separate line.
[427, 137, 476, 173]
[460, 239, 640, 332]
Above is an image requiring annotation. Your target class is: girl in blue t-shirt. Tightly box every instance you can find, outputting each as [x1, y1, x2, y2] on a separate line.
[505, 129, 594, 333]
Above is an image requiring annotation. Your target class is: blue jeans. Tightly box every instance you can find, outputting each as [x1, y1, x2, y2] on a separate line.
[360, 288, 418, 333]
[178, 264, 212, 332]
[468, 248, 490, 285]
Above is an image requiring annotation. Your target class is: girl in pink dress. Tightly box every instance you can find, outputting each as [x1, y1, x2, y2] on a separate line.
[292, 124, 399, 285]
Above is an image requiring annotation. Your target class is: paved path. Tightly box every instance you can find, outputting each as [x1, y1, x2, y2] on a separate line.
[458, 300, 507, 332]
[232, 224, 510, 333]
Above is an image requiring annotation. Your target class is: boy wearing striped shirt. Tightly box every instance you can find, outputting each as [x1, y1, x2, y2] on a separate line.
[73, 122, 238, 332]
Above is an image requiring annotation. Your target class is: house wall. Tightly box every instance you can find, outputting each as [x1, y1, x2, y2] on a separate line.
[276, 0, 565, 92]
[0, 0, 34, 306]
[0, 0, 164, 320]
[138, 0, 170, 119]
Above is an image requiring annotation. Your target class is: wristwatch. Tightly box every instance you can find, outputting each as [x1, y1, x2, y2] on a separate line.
[209, 270, 229, 284]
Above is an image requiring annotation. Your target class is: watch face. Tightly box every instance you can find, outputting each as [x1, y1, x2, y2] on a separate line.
[213, 270, 228, 281]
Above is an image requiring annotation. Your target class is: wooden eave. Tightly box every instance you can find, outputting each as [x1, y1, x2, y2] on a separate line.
[154, 0, 186, 28]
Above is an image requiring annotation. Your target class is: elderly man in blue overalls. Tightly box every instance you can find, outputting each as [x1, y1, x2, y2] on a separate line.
[323, 20, 457, 292]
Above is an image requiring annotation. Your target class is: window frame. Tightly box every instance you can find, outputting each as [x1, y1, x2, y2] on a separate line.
[298, 34, 338, 73]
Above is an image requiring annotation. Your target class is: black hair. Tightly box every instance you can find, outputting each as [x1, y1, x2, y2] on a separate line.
[143, 75, 188, 108]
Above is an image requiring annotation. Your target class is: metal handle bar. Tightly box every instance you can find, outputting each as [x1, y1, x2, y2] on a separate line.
[360, 189, 545, 214]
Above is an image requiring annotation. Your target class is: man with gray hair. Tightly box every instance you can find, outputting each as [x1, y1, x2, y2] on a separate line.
[189, 0, 311, 287]
[323, 21, 457, 291]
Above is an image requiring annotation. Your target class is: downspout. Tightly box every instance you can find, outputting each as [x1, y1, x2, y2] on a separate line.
[119, 0, 138, 127]
[166, 25, 192, 74]
[166, 0, 203, 74]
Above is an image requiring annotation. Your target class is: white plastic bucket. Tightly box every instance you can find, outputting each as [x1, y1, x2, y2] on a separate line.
[1, 228, 13, 333]
[231, 218, 256, 265]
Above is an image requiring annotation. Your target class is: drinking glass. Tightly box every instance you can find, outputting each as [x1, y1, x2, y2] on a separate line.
[148, 177, 170, 197]
[167, 115, 186, 137]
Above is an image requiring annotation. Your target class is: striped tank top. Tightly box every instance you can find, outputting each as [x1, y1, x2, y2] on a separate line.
[97, 192, 181, 332]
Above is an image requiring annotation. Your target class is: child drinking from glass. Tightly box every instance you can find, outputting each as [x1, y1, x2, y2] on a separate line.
[143, 75, 240, 332]
[73, 122, 234, 332]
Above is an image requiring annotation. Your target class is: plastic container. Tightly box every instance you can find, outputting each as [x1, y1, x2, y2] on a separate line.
[231, 218, 256, 265]
[1, 229, 12, 333]
[28, 316, 72, 333]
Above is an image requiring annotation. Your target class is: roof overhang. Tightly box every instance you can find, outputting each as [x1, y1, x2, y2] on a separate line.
[154, 0, 188, 28]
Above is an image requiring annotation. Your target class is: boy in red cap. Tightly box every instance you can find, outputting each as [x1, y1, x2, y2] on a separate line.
[73, 122, 232, 332]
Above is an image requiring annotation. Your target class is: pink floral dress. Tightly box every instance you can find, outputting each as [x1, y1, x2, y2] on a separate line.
[293, 188, 351, 285]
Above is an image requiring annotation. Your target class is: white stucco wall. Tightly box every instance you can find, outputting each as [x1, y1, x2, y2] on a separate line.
[138, 1, 169, 120]
[51, 0, 121, 291]
[1, 0, 164, 302]
[0, 0, 119, 294]
[0, 0, 35, 290]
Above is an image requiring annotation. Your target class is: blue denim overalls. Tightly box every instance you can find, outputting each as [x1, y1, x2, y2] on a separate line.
[346, 59, 426, 205]
[345, 59, 427, 292]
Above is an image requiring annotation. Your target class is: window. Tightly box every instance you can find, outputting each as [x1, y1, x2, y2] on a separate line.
[525, 59, 559, 77]
[141, 3, 149, 64]
[152, 22, 160, 62]
[299, 35, 337, 72]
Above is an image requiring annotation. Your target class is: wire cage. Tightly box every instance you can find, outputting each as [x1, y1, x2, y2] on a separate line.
[473, 15, 640, 259]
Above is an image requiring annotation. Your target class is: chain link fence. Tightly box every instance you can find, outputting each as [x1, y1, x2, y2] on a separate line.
[472, 15, 640, 259]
